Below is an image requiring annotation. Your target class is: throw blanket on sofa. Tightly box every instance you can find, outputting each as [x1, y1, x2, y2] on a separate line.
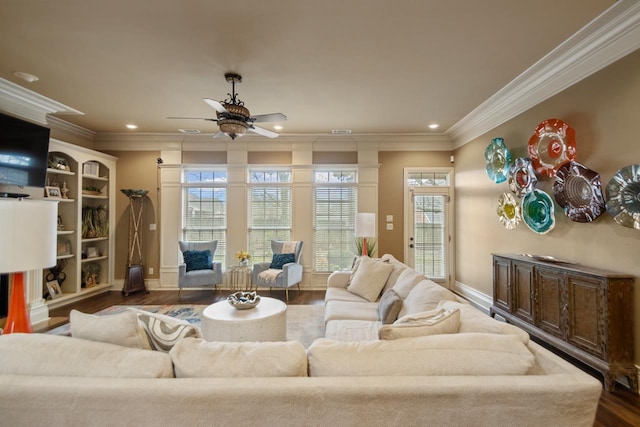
[259, 269, 282, 283]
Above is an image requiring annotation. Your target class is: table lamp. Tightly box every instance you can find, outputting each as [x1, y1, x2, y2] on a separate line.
[354, 213, 376, 257]
[0, 199, 57, 334]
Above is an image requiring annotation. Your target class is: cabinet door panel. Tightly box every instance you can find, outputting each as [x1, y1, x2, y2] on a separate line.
[513, 261, 534, 323]
[493, 257, 511, 313]
[535, 268, 564, 338]
[567, 275, 604, 358]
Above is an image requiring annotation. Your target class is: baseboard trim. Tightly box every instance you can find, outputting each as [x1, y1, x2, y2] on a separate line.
[453, 281, 492, 314]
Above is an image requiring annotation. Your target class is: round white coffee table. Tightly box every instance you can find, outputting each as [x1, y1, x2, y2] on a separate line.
[201, 296, 287, 342]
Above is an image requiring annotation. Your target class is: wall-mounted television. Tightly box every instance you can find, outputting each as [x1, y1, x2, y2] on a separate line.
[0, 112, 50, 196]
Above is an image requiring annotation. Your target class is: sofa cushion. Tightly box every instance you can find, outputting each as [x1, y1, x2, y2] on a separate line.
[324, 300, 380, 324]
[391, 268, 426, 299]
[325, 319, 382, 341]
[183, 249, 212, 272]
[270, 253, 296, 269]
[437, 300, 530, 344]
[70, 309, 151, 350]
[379, 254, 409, 294]
[0, 333, 173, 378]
[307, 333, 535, 377]
[378, 289, 403, 324]
[128, 308, 202, 352]
[397, 279, 458, 318]
[379, 307, 460, 340]
[170, 338, 308, 377]
[325, 287, 370, 304]
[347, 256, 394, 302]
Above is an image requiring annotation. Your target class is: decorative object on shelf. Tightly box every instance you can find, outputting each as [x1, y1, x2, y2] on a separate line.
[82, 205, 108, 238]
[61, 181, 69, 199]
[227, 291, 261, 310]
[57, 239, 72, 256]
[497, 192, 521, 230]
[508, 157, 537, 197]
[521, 253, 576, 264]
[484, 137, 512, 184]
[0, 199, 57, 334]
[553, 161, 605, 222]
[82, 262, 100, 288]
[121, 189, 148, 296]
[354, 213, 376, 256]
[45, 280, 63, 299]
[46, 259, 67, 285]
[605, 164, 640, 229]
[82, 186, 102, 196]
[48, 154, 70, 171]
[45, 186, 61, 198]
[57, 215, 64, 231]
[83, 161, 100, 177]
[235, 249, 251, 266]
[521, 189, 556, 234]
[528, 118, 576, 178]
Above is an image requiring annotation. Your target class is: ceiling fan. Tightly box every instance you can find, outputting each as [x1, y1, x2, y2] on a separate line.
[168, 73, 287, 140]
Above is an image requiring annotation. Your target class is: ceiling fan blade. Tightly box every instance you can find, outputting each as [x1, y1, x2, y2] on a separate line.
[249, 125, 279, 138]
[250, 113, 287, 123]
[167, 116, 217, 122]
[203, 98, 228, 114]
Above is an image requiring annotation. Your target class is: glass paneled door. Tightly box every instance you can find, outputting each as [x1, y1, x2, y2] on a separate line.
[408, 191, 449, 282]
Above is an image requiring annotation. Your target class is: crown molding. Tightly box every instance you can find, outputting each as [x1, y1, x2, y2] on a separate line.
[0, 78, 82, 125]
[447, 0, 640, 148]
[47, 115, 96, 140]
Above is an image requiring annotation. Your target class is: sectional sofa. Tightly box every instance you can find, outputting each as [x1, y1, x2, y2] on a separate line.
[0, 254, 602, 426]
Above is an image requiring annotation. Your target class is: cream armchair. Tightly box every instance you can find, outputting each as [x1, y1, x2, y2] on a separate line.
[252, 240, 303, 301]
[178, 240, 223, 299]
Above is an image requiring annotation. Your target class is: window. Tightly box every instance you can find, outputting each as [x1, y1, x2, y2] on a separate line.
[247, 169, 292, 263]
[314, 169, 357, 272]
[182, 169, 227, 265]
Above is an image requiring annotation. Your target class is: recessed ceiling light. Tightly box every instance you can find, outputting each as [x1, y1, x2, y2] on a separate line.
[428, 123, 439, 130]
[14, 71, 39, 83]
[273, 125, 283, 130]
[126, 124, 138, 130]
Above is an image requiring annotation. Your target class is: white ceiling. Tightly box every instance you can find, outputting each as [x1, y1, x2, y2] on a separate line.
[0, 0, 623, 143]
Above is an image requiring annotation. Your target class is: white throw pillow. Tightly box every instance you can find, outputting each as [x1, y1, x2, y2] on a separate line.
[379, 307, 460, 340]
[347, 256, 394, 302]
[128, 308, 202, 352]
[397, 279, 457, 318]
[70, 309, 151, 350]
[391, 268, 426, 299]
[170, 337, 308, 377]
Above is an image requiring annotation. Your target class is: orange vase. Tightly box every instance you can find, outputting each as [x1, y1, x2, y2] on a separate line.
[3, 271, 33, 334]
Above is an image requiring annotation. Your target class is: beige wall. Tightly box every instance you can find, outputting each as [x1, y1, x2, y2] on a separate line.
[103, 150, 160, 282]
[454, 48, 640, 364]
[378, 151, 453, 262]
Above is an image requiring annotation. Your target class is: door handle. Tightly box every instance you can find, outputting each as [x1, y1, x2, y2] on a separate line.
[409, 244, 414, 248]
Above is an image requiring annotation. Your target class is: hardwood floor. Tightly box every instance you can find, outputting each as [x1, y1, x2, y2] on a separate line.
[40, 289, 640, 426]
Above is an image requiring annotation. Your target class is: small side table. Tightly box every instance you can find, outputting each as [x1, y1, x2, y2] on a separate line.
[227, 265, 254, 291]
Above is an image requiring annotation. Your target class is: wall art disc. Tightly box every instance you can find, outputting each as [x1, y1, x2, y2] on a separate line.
[521, 189, 555, 234]
[553, 161, 605, 222]
[508, 157, 538, 198]
[497, 192, 521, 230]
[527, 119, 576, 178]
[605, 164, 640, 229]
[485, 137, 512, 184]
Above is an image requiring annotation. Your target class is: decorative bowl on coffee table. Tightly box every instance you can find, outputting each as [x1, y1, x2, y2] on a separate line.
[227, 291, 261, 310]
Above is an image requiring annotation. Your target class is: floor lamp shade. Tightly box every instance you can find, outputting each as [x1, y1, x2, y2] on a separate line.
[0, 199, 58, 333]
[354, 213, 376, 256]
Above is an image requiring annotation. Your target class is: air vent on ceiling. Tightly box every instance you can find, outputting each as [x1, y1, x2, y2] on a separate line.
[331, 129, 352, 134]
[178, 128, 201, 134]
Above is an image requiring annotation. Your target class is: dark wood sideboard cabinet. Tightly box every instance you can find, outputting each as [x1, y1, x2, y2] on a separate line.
[490, 253, 636, 392]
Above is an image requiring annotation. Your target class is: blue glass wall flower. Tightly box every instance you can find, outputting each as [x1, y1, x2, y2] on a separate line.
[521, 189, 555, 234]
[485, 137, 512, 184]
[508, 157, 538, 198]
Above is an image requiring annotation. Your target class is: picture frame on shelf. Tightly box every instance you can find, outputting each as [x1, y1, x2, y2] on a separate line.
[46, 280, 63, 299]
[45, 186, 61, 198]
[57, 239, 71, 256]
[83, 161, 100, 177]
[87, 246, 99, 258]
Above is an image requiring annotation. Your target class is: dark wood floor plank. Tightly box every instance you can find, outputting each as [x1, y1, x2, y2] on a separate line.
[41, 289, 640, 427]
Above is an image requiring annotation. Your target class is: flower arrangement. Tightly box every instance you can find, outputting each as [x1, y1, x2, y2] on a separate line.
[234, 250, 251, 262]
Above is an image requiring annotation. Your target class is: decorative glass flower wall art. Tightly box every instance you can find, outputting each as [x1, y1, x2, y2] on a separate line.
[553, 161, 605, 222]
[605, 164, 640, 230]
[528, 119, 576, 178]
[521, 189, 556, 234]
[497, 192, 521, 230]
[485, 137, 512, 183]
[508, 157, 538, 198]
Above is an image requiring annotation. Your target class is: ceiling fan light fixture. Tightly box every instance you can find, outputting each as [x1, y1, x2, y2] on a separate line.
[218, 119, 248, 140]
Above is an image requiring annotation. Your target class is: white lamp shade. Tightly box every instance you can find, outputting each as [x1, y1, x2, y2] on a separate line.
[0, 199, 58, 273]
[354, 213, 376, 238]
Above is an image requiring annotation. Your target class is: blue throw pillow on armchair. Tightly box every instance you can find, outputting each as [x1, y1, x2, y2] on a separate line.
[270, 253, 295, 269]
[183, 250, 212, 272]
